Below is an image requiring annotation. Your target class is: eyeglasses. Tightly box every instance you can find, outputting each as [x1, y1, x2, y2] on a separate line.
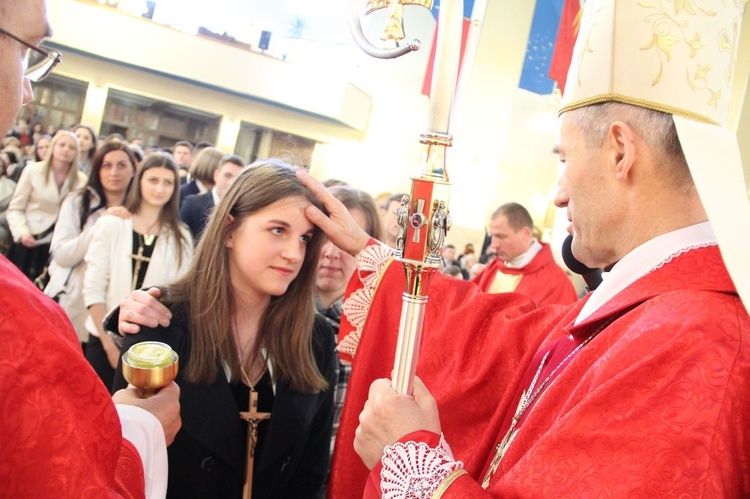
[0, 27, 62, 82]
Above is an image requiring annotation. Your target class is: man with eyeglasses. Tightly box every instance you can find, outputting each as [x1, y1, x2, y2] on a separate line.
[0, 0, 180, 496]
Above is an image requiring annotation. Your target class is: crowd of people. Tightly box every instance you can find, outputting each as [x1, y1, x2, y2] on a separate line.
[2, 0, 749, 498]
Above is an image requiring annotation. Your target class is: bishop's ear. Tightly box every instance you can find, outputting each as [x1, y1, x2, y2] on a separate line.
[608, 121, 636, 179]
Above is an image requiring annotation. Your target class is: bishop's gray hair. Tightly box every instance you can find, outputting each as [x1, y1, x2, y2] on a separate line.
[568, 102, 694, 192]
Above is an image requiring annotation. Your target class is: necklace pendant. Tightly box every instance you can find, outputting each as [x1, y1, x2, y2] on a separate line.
[481, 420, 518, 489]
[143, 233, 156, 246]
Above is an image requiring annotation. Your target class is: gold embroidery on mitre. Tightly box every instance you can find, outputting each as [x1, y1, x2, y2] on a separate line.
[637, 1, 718, 86]
[717, 19, 739, 83]
[685, 63, 722, 108]
[559, 92, 719, 125]
[575, 2, 601, 88]
[687, 32, 703, 57]
[561, 0, 744, 127]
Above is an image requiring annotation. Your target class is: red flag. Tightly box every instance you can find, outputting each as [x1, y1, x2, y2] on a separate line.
[548, 0, 583, 95]
[421, 17, 472, 97]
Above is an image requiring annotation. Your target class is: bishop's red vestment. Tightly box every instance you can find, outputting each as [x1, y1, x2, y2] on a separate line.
[473, 242, 578, 306]
[0, 255, 145, 497]
[328, 240, 750, 497]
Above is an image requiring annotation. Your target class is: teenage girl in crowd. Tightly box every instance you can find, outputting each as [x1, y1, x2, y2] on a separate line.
[73, 124, 97, 176]
[6, 131, 87, 280]
[113, 160, 336, 498]
[84, 151, 192, 387]
[47, 141, 137, 348]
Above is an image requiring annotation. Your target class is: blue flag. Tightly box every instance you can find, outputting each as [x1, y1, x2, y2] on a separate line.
[519, 0, 565, 94]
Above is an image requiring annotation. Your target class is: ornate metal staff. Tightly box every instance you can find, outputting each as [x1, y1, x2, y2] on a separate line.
[348, 0, 464, 394]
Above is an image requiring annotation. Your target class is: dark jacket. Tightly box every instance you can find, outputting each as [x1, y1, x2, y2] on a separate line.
[180, 191, 214, 244]
[113, 307, 336, 499]
[179, 181, 200, 207]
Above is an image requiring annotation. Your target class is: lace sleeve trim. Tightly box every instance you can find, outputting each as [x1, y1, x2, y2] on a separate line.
[338, 243, 394, 358]
[380, 434, 464, 499]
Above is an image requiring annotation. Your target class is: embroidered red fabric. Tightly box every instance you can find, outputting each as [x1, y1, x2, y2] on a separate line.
[329, 244, 750, 497]
[0, 255, 145, 497]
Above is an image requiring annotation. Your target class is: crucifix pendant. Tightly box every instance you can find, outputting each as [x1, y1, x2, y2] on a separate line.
[481, 389, 528, 489]
[481, 420, 518, 489]
[128, 246, 151, 290]
[239, 390, 270, 499]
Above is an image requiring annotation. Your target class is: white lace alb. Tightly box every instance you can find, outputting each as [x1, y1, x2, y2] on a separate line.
[339, 243, 393, 358]
[380, 434, 463, 499]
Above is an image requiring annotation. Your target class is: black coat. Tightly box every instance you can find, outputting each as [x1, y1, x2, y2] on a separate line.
[179, 191, 214, 244]
[113, 308, 336, 499]
[179, 181, 200, 207]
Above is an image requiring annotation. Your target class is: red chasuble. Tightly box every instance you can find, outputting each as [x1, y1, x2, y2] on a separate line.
[0, 255, 145, 497]
[329, 244, 750, 498]
[473, 243, 578, 306]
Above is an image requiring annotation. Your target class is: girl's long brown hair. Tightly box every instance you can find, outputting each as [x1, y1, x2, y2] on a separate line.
[79, 140, 137, 229]
[165, 160, 328, 392]
[125, 151, 189, 267]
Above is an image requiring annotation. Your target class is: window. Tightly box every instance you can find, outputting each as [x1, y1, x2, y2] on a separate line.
[20, 74, 88, 132]
[235, 122, 315, 167]
[100, 88, 220, 147]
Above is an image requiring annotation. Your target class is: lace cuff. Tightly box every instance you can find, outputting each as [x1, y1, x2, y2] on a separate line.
[380, 433, 464, 499]
[339, 241, 394, 358]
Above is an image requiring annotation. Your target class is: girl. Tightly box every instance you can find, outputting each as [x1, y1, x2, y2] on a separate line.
[113, 160, 336, 498]
[84, 152, 192, 387]
[48, 141, 137, 347]
[73, 124, 97, 175]
[6, 131, 87, 280]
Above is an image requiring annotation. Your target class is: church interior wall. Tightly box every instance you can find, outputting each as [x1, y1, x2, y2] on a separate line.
[44, 0, 750, 254]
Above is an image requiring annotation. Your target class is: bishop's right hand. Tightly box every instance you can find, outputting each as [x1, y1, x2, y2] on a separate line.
[354, 376, 442, 470]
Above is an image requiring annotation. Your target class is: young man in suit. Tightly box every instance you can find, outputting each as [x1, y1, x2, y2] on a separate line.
[180, 153, 244, 243]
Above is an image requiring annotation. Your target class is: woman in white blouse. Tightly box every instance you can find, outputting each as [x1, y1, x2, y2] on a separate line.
[83, 151, 193, 387]
[6, 131, 87, 280]
[47, 141, 137, 348]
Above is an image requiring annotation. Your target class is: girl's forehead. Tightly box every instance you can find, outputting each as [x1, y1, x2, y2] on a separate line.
[263, 195, 311, 212]
[250, 196, 313, 224]
[143, 166, 174, 177]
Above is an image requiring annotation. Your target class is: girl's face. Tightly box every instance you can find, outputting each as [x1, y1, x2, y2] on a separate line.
[35, 137, 49, 160]
[75, 127, 94, 152]
[139, 166, 175, 209]
[226, 196, 314, 304]
[52, 135, 78, 166]
[316, 208, 367, 302]
[99, 150, 134, 196]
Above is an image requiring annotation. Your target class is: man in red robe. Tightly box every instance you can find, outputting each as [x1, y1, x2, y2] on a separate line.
[473, 202, 578, 306]
[0, 1, 180, 495]
[0, 254, 181, 496]
[294, 1, 750, 496]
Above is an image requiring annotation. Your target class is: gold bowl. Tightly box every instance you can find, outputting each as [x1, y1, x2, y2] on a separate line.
[121, 341, 179, 397]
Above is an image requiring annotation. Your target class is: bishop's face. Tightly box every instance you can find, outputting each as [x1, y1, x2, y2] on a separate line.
[0, 0, 46, 132]
[554, 112, 621, 269]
